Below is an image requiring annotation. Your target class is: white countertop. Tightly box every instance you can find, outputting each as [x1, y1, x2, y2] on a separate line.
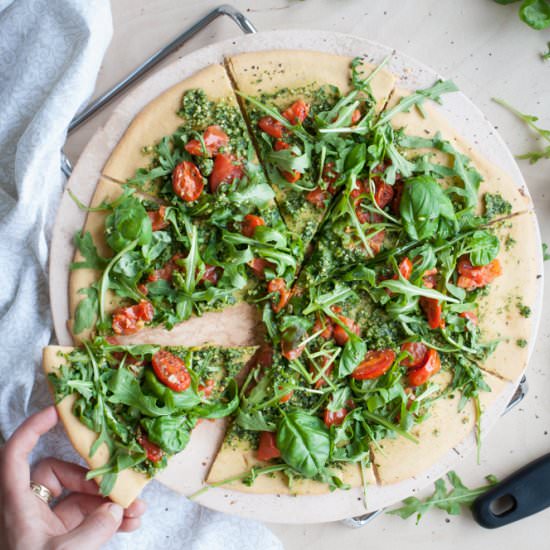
[65, 1, 550, 547]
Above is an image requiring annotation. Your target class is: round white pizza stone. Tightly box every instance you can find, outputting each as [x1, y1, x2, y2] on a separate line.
[49, 30, 543, 523]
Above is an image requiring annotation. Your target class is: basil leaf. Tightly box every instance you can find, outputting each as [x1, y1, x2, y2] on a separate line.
[466, 230, 500, 266]
[106, 197, 153, 252]
[520, 0, 550, 29]
[277, 411, 330, 478]
[338, 338, 367, 377]
[143, 369, 201, 411]
[141, 416, 192, 454]
[236, 408, 276, 432]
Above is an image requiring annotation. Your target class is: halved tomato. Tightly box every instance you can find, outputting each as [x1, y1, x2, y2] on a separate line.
[172, 161, 204, 202]
[112, 300, 154, 335]
[281, 169, 301, 183]
[351, 108, 362, 125]
[408, 348, 441, 387]
[185, 125, 229, 156]
[419, 297, 444, 329]
[199, 264, 220, 285]
[351, 349, 396, 380]
[401, 341, 428, 368]
[209, 154, 244, 193]
[151, 350, 191, 392]
[258, 116, 284, 138]
[241, 214, 265, 238]
[147, 205, 168, 231]
[460, 310, 478, 326]
[247, 257, 276, 279]
[457, 256, 502, 290]
[374, 180, 394, 208]
[323, 407, 348, 427]
[137, 433, 164, 463]
[397, 257, 413, 280]
[282, 99, 310, 125]
[267, 278, 291, 313]
[333, 315, 360, 346]
[257, 431, 281, 461]
[306, 186, 330, 208]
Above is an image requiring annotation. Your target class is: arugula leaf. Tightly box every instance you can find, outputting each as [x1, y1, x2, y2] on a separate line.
[71, 232, 108, 270]
[388, 470, 498, 523]
[277, 411, 330, 478]
[375, 80, 459, 128]
[493, 98, 550, 163]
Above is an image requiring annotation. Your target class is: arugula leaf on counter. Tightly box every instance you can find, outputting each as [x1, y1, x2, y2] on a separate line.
[493, 98, 550, 163]
[388, 471, 498, 523]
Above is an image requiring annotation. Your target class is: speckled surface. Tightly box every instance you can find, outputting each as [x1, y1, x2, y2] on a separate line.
[63, 0, 550, 547]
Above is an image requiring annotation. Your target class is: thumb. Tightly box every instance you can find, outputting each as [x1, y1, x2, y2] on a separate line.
[57, 502, 124, 549]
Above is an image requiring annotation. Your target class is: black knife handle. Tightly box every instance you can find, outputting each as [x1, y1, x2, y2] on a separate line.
[472, 453, 550, 528]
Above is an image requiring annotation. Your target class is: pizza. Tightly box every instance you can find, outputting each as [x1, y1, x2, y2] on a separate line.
[45, 50, 538, 508]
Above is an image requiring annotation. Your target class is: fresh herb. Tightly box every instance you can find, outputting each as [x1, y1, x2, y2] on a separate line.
[494, 0, 550, 30]
[543, 243, 550, 261]
[516, 338, 528, 347]
[493, 98, 550, 163]
[517, 301, 532, 317]
[388, 470, 498, 523]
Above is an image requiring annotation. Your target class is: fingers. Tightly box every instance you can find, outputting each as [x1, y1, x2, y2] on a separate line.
[54, 493, 146, 533]
[54, 502, 124, 548]
[31, 458, 99, 499]
[1, 407, 58, 494]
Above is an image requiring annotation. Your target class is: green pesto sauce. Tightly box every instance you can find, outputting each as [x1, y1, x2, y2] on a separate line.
[516, 338, 528, 348]
[516, 301, 532, 318]
[483, 192, 512, 220]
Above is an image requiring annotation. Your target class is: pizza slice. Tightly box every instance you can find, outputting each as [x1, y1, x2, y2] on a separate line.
[226, 50, 396, 249]
[43, 341, 256, 507]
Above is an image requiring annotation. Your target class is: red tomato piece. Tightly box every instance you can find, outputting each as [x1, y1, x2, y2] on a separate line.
[397, 257, 413, 280]
[274, 140, 290, 151]
[311, 356, 334, 389]
[351, 108, 362, 125]
[460, 310, 478, 326]
[313, 314, 333, 340]
[422, 268, 438, 289]
[419, 297, 444, 330]
[147, 205, 168, 231]
[267, 277, 291, 313]
[185, 125, 229, 157]
[306, 186, 330, 208]
[137, 433, 164, 463]
[247, 257, 276, 279]
[351, 349, 396, 380]
[401, 341, 428, 368]
[281, 340, 305, 361]
[408, 348, 441, 387]
[391, 180, 404, 215]
[282, 99, 310, 125]
[457, 256, 502, 290]
[374, 180, 394, 208]
[279, 388, 293, 403]
[112, 300, 154, 335]
[151, 350, 191, 392]
[209, 154, 244, 193]
[199, 264, 220, 285]
[242, 214, 265, 238]
[257, 431, 281, 461]
[258, 116, 284, 138]
[323, 407, 348, 427]
[322, 162, 339, 192]
[281, 169, 301, 183]
[368, 229, 385, 255]
[333, 315, 360, 346]
[172, 161, 204, 202]
[198, 378, 215, 398]
[255, 344, 274, 368]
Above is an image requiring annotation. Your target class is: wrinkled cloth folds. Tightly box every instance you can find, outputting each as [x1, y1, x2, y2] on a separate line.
[0, 1, 282, 548]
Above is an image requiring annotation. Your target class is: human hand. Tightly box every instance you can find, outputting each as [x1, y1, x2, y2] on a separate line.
[0, 406, 146, 550]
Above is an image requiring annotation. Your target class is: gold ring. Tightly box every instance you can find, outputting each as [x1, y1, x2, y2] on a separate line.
[30, 481, 54, 505]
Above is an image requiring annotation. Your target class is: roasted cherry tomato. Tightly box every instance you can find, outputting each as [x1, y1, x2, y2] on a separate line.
[199, 264, 220, 285]
[147, 205, 168, 231]
[460, 310, 478, 327]
[257, 431, 281, 461]
[198, 378, 215, 398]
[282, 99, 310, 125]
[391, 180, 404, 215]
[457, 256, 502, 290]
[408, 348, 441, 387]
[369, 229, 385, 255]
[185, 125, 229, 156]
[374, 180, 394, 208]
[209, 154, 244, 193]
[151, 350, 191, 392]
[313, 314, 333, 340]
[311, 356, 334, 389]
[147, 253, 183, 283]
[323, 407, 348, 427]
[112, 300, 154, 335]
[281, 323, 306, 361]
[281, 169, 301, 183]
[306, 186, 330, 208]
[419, 297, 444, 329]
[172, 161, 204, 202]
[279, 388, 293, 403]
[397, 257, 413, 280]
[274, 140, 290, 151]
[267, 278, 291, 313]
[241, 214, 265, 238]
[137, 433, 164, 463]
[322, 162, 339, 191]
[333, 315, 360, 346]
[255, 343, 274, 368]
[401, 341, 428, 368]
[422, 268, 438, 289]
[351, 349, 396, 380]
[351, 108, 362, 125]
[258, 116, 284, 138]
[247, 257, 276, 279]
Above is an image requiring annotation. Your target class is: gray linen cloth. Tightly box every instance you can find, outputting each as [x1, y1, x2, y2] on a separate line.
[0, 1, 283, 548]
